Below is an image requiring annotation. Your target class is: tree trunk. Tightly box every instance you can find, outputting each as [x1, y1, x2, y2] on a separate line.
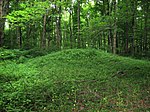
[143, 1, 148, 52]
[125, 22, 129, 54]
[77, 0, 81, 48]
[56, 0, 62, 49]
[103, 32, 106, 50]
[108, 0, 113, 53]
[113, 0, 117, 54]
[113, 27, 117, 54]
[131, 0, 137, 55]
[47, 16, 51, 48]
[69, 11, 73, 48]
[0, 0, 3, 47]
[140, 19, 143, 54]
[17, 27, 22, 48]
[41, 14, 47, 48]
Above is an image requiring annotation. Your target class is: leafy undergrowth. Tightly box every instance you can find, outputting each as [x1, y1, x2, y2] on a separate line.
[0, 47, 56, 61]
[0, 49, 150, 112]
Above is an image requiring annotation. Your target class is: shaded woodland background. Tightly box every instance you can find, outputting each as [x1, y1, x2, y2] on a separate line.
[0, 0, 149, 57]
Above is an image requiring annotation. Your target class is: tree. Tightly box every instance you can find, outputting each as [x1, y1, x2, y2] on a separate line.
[55, 0, 62, 49]
[142, 0, 149, 53]
[41, 13, 47, 48]
[0, 0, 3, 47]
[112, 0, 117, 54]
[77, 0, 81, 48]
[1, 0, 150, 57]
[6, 0, 50, 49]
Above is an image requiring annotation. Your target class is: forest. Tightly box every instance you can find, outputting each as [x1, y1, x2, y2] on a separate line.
[0, 0, 150, 111]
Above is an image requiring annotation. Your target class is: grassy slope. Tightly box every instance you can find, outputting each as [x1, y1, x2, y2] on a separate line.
[0, 49, 150, 112]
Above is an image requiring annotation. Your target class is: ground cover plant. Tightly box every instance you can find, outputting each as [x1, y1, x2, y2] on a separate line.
[0, 49, 150, 112]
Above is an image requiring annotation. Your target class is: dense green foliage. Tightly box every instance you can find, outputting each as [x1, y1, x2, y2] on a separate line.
[0, 0, 150, 111]
[0, 47, 58, 60]
[0, 0, 149, 57]
[0, 49, 150, 111]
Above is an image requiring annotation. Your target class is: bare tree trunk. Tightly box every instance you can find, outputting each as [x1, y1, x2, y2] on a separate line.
[47, 16, 51, 48]
[103, 32, 106, 50]
[140, 19, 143, 54]
[108, 0, 113, 53]
[69, 11, 73, 48]
[113, 0, 117, 54]
[125, 22, 129, 54]
[58, 3, 62, 48]
[77, 0, 81, 48]
[113, 26, 117, 54]
[143, 1, 148, 53]
[0, 0, 3, 47]
[17, 27, 22, 48]
[41, 14, 47, 48]
[131, 0, 137, 55]
[0, 0, 9, 47]
[56, 0, 62, 49]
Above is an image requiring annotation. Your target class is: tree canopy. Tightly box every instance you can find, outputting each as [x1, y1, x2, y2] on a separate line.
[0, 0, 149, 57]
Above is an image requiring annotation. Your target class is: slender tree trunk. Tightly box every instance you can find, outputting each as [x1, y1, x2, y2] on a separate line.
[131, 0, 137, 55]
[140, 19, 143, 54]
[113, 0, 117, 54]
[56, 16, 60, 49]
[125, 22, 129, 53]
[108, 30, 113, 52]
[47, 16, 51, 48]
[113, 26, 117, 54]
[143, 1, 148, 52]
[77, 0, 81, 48]
[56, 0, 62, 49]
[69, 12, 73, 48]
[58, 2, 62, 48]
[41, 14, 47, 48]
[108, 0, 113, 52]
[17, 27, 22, 48]
[0, 0, 9, 47]
[0, 0, 3, 47]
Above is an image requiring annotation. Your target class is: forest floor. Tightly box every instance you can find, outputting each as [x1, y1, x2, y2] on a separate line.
[0, 49, 150, 112]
